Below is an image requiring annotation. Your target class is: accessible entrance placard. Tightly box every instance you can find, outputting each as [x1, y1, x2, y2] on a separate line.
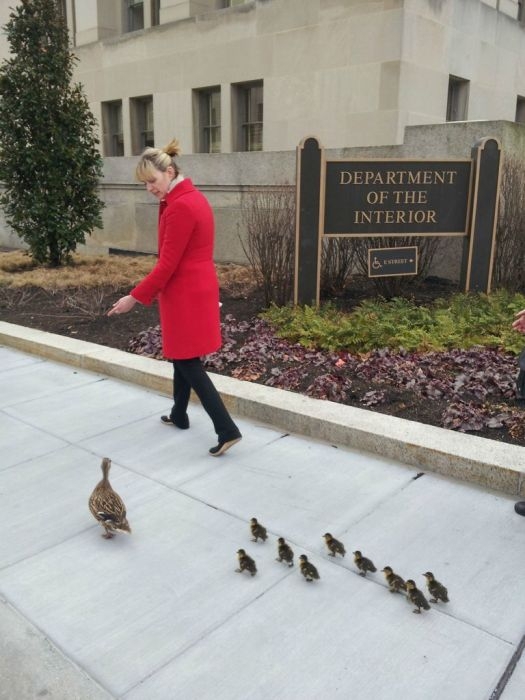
[368, 246, 418, 278]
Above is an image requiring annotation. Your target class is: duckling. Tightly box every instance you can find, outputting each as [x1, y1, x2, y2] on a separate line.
[353, 550, 377, 577]
[250, 517, 268, 543]
[88, 457, 131, 539]
[406, 579, 430, 613]
[299, 554, 320, 582]
[236, 549, 257, 576]
[276, 537, 294, 566]
[323, 533, 346, 558]
[381, 566, 407, 593]
[423, 571, 449, 603]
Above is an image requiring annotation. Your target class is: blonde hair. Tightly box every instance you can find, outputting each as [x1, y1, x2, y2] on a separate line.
[135, 138, 181, 182]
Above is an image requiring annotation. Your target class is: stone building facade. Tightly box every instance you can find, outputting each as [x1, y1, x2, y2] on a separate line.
[0, 0, 524, 264]
[39, 0, 525, 153]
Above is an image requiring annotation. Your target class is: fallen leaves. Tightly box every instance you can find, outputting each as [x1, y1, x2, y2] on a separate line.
[127, 314, 524, 440]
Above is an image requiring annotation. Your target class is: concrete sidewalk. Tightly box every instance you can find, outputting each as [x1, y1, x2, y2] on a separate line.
[1, 326, 525, 699]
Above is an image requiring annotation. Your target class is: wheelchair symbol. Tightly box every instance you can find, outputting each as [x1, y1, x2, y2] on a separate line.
[371, 256, 382, 270]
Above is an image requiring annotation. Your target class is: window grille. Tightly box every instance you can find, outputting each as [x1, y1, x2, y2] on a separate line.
[102, 101, 124, 156]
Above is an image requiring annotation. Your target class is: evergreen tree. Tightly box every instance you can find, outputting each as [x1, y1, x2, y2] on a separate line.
[0, 0, 104, 266]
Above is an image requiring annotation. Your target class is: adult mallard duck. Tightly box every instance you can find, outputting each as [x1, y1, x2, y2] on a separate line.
[88, 457, 131, 539]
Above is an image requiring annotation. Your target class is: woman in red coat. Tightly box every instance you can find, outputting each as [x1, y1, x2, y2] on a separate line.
[108, 139, 241, 456]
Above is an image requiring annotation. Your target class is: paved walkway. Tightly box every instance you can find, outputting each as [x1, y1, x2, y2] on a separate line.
[1, 340, 524, 700]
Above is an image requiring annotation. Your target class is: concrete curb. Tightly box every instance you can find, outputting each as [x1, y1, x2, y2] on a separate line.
[1, 320, 524, 497]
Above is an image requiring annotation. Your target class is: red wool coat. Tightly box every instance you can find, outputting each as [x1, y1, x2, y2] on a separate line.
[131, 178, 222, 360]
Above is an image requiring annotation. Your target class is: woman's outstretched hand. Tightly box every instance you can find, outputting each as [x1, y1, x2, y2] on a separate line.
[512, 308, 525, 334]
[107, 295, 137, 316]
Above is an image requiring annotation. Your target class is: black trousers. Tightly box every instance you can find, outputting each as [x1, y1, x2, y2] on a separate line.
[170, 358, 240, 442]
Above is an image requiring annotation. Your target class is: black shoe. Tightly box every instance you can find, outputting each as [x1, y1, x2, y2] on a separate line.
[160, 415, 189, 429]
[209, 436, 242, 457]
[514, 501, 525, 516]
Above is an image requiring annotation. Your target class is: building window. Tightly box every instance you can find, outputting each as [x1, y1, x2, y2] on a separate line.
[57, 0, 67, 21]
[221, 0, 247, 7]
[446, 75, 469, 122]
[125, 0, 144, 33]
[102, 100, 124, 156]
[194, 87, 221, 153]
[151, 0, 161, 26]
[516, 96, 525, 124]
[233, 81, 263, 152]
[131, 96, 154, 154]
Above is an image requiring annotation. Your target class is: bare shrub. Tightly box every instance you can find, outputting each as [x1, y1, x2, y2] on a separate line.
[320, 237, 356, 296]
[62, 286, 121, 319]
[0, 286, 38, 308]
[493, 156, 525, 291]
[240, 189, 357, 305]
[352, 236, 441, 299]
[240, 186, 295, 306]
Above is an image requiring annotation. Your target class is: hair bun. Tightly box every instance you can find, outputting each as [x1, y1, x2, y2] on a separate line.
[163, 138, 181, 158]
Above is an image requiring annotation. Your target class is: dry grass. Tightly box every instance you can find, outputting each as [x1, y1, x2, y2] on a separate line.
[215, 262, 260, 297]
[0, 250, 257, 294]
[0, 250, 156, 289]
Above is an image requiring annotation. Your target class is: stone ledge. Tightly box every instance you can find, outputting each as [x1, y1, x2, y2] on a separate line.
[1, 320, 524, 497]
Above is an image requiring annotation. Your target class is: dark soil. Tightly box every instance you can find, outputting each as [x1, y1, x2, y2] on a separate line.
[0, 280, 523, 447]
[0, 283, 263, 348]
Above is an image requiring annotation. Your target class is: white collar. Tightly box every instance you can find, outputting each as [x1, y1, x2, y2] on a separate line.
[168, 173, 185, 192]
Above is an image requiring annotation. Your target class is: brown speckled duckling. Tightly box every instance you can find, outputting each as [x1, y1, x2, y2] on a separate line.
[276, 537, 294, 567]
[406, 579, 430, 613]
[250, 517, 268, 543]
[236, 549, 257, 576]
[353, 550, 377, 577]
[323, 533, 346, 558]
[299, 554, 320, 582]
[423, 571, 449, 603]
[381, 566, 407, 593]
